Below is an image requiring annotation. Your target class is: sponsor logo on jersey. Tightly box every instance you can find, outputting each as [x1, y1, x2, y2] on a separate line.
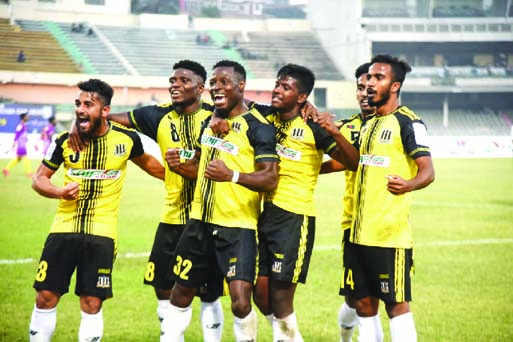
[359, 154, 390, 168]
[201, 135, 239, 155]
[276, 143, 301, 161]
[178, 148, 195, 162]
[68, 169, 122, 179]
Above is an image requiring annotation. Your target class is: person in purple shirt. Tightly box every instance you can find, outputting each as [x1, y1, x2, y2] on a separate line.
[40, 116, 57, 156]
[3, 112, 32, 177]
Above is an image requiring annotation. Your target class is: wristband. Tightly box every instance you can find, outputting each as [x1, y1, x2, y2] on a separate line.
[231, 170, 240, 183]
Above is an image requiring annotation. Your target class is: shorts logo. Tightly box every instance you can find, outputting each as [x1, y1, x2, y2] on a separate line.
[96, 275, 111, 288]
[379, 129, 392, 144]
[227, 265, 236, 277]
[114, 144, 126, 157]
[380, 281, 389, 294]
[272, 261, 282, 273]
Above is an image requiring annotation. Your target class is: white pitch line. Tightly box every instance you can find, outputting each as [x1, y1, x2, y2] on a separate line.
[1, 238, 512, 265]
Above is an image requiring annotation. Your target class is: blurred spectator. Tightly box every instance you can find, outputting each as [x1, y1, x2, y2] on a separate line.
[196, 33, 211, 45]
[17, 50, 26, 63]
[87, 27, 94, 37]
[188, 14, 194, 29]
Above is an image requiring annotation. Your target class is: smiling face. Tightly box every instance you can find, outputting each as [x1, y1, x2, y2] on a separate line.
[74, 90, 109, 138]
[208, 66, 244, 118]
[271, 75, 306, 119]
[356, 73, 374, 116]
[168, 68, 204, 112]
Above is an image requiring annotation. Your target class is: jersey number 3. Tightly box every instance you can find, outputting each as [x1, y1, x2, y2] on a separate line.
[173, 255, 192, 280]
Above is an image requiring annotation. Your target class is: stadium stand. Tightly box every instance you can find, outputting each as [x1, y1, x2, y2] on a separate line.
[0, 18, 78, 73]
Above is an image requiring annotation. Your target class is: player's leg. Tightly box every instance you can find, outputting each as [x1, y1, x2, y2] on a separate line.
[161, 219, 210, 341]
[198, 266, 226, 342]
[215, 227, 259, 341]
[76, 235, 115, 342]
[22, 155, 32, 176]
[3, 156, 19, 174]
[30, 233, 78, 341]
[384, 247, 416, 342]
[143, 223, 183, 324]
[263, 205, 314, 342]
[253, 208, 273, 324]
[338, 229, 359, 342]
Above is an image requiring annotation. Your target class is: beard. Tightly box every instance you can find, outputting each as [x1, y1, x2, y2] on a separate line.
[214, 108, 229, 119]
[76, 116, 103, 139]
[368, 89, 391, 109]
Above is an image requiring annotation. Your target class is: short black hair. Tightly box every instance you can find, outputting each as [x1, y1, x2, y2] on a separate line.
[354, 62, 371, 80]
[77, 79, 114, 106]
[19, 112, 28, 120]
[277, 63, 315, 96]
[213, 60, 246, 81]
[48, 116, 56, 123]
[173, 59, 207, 83]
[370, 54, 411, 85]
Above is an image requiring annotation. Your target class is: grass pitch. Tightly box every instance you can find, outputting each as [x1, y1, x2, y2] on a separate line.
[1, 157, 512, 341]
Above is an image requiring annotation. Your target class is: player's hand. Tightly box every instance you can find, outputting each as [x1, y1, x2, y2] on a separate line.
[61, 182, 79, 200]
[209, 116, 229, 135]
[205, 159, 231, 182]
[67, 119, 88, 152]
[165, 148, 181, 170]
[300, 101, 319, 122]
[386, 175, 412, 195]
[317, 112, 339, 135]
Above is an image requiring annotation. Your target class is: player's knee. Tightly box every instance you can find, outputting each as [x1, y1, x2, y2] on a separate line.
[79, 296, 103, 314]
[355, 297, 379, 317]
[155, 288, 171, 300]
[35, 290, 60, 309]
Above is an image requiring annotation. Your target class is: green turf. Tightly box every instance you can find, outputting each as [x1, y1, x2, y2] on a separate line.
[1, 158, 512, 341]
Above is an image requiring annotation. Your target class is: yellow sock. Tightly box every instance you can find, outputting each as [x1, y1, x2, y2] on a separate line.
[23, 157, 32, 175]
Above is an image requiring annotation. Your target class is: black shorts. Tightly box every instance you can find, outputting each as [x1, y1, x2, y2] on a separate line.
[145, 222, 225, 301]
[143, 222, 184, 290]
[171, 219, 257, 291]
[257, 203, 315, 284]
[339, 241, 414, 303]
[33, 233, 115, 299]
[338, 229, 350, 295]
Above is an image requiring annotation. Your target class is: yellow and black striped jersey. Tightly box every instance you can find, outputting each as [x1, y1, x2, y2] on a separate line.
[351, 106, 431, 248]
[264, 113, 337, 216]
[191, 108, 279, 229]
[336, 113, 364, 230]
[129, 102, 213, 224]
[43, 122, 144, 240]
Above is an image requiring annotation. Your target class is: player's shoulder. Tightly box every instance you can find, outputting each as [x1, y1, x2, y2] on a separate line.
[242, 107, 272, 125]
[395, 106, 422, 121]
[110, 122, 140, 140]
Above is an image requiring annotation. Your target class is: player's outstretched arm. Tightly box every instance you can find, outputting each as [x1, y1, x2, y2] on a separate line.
[32, 164, 79, 200]
[131, 153, 165, 181]
[205, 159, 278, 192]
[106, 112, 132, 128]
[320, 158, 346, 174]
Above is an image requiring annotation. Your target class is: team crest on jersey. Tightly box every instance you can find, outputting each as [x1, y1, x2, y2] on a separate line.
[201, 135, 239, 155]
[291, 128, 304, 140]
[379, 129, 393, 144]
[68, 169, 122, 179]
[114, 144, 127, 157]
[231, 121, 242, 133]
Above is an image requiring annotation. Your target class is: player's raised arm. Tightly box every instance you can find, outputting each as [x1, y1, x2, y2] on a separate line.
[32, 164, 79, 200]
